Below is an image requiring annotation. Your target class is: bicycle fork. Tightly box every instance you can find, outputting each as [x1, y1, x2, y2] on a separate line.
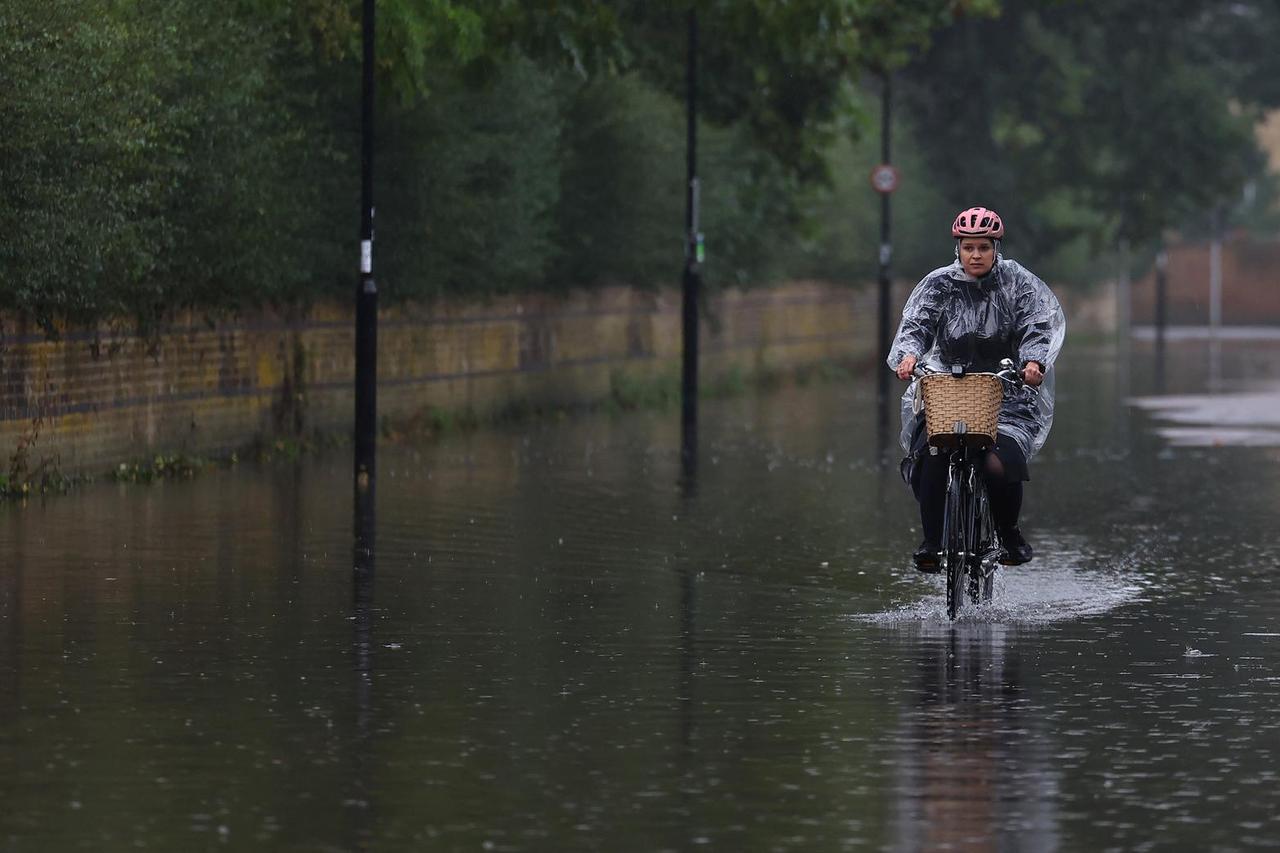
[946, 455, 980, 562]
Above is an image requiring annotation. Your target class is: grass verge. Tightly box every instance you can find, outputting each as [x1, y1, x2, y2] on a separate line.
[0, 357, 866, 501]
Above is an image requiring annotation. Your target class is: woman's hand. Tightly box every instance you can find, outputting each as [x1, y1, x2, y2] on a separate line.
[1022, 361, 1045, 387]
[895, 355, 918, 381]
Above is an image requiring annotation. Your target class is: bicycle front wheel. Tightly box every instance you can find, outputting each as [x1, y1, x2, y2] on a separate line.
[942, 464, 967, 619]
[974, 474, 996, 603]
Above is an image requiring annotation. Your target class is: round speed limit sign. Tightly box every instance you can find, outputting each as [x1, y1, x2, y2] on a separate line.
[869, 163, 900, 194]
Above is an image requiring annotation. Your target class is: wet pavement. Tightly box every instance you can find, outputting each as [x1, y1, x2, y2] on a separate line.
[2, 337, 1280, 851]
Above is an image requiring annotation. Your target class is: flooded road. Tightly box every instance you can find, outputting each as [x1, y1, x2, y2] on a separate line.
[2, 338, 1280, 850]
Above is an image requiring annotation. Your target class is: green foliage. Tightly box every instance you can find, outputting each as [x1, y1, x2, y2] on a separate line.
[619, 0, 999, 184]
[377, 56, 563, 299]
[376, 63, 836, 298]
[551, 70, 849, 292]
[703, 365, 748, 399]
[899, 0, 1280, 281]
[775, 93, 956, 284]
[6, 0, 1280, 327]
[1, 411, 77, 498]
[553, 74, 685, 289]
[247, 0, 624, 96]
[109, 454, 215, 484]
[794, 360, 855, 386]
[555, 71, 811, 290]
[0, 0, 345, 331]
[609, 370, 680, 411]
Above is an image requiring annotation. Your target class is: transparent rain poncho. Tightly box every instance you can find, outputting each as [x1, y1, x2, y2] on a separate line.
[886, 256, 1067, 461]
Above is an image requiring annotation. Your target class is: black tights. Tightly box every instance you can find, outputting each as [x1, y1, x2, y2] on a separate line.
[914, 450, 1024, 545]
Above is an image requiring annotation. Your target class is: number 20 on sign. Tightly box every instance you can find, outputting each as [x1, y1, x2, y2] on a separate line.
[869, 164, 899, 194]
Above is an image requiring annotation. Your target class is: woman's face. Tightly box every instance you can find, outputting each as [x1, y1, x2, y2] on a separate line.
[958, 238, 996, 278]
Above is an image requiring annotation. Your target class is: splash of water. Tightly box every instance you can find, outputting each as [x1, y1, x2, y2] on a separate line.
[855, 547, 1145, 626]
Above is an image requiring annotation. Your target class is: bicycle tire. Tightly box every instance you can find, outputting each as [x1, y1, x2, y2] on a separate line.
[975, 474, 996, 603]
[965, 468, 984, 604]
[942, 462, 967, 619]
[964, 470, 996, 604]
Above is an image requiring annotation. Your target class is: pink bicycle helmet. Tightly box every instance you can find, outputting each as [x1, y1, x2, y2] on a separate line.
[952, 206, 1005, 239]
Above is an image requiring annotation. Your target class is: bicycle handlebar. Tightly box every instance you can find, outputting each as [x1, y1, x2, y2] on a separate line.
[911, 358, 1039, 395]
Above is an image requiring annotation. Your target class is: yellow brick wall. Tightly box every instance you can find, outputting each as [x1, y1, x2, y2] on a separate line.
[0, 282, 867, 477]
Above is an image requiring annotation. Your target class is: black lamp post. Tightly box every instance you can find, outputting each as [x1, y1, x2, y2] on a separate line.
[681, 8, 702, 479]
[355, 0, 377, 505]
[876, 72, 893, 413]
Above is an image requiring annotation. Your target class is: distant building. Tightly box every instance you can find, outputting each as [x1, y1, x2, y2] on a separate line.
[1259, 111, 1280, 175]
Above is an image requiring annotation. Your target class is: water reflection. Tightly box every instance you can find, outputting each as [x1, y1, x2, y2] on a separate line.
[676, 565, 697, 748]
[681, 409, 698, 489]
[0, 342, 1278, 849]
[352, 491, 375, 724]
[348, 492, 377, 850]
[676, 478, 698, 749]
[892, 626, 1059, 852]
[1130, 332, 1280, 396]
[0, 521, 21, 727]
[1208, 337, 1223, 392]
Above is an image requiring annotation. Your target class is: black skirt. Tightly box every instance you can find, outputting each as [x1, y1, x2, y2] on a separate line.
[902, 413, 1029, 485]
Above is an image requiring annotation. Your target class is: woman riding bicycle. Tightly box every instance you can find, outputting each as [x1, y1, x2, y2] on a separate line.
[888, 207, 1066, 571]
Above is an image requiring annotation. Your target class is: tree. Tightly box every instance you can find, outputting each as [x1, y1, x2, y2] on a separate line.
[0, 0, 345, 330]
[260, 0, 1003, 292]
[244, 0, 625, 95]
[259, 0, 997, 182]
[900, 0, 1279, 278]
[616, 0, 999, 184]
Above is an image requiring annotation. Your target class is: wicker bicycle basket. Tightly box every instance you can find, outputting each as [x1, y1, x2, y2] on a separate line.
[919, 373, 1003, 449]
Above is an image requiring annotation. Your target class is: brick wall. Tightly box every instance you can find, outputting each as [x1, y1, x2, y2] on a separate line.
[1130, 233, 1280, 326]
[0, 282, 870, 477]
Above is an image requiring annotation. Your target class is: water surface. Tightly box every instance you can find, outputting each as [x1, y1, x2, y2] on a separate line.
[2, 338, 1279, 851]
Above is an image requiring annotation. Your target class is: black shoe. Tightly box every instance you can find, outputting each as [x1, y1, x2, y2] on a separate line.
[999, 527, 1034, 565]
[913, 539, 941, 573]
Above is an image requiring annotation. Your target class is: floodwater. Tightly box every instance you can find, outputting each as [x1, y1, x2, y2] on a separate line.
[2, 337, 1280, 851]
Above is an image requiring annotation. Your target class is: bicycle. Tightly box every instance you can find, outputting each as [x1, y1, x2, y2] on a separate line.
[912, 359, 1036, 619]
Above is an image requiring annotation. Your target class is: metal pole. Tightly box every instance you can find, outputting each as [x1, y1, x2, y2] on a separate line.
[1209, 210, 1223, 335]
[355, 0, 377, 499]
[681, 8, 701, 476]
[1154, 245, 1168, 390]
[876, 73, 893, 412]
[349, 491, 375, 844]
[1209, 209, 1223, 391]
[1154, 247, 1168, 344]
[1117, 239, 1131, 400]
[351, 0, 376, 756]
